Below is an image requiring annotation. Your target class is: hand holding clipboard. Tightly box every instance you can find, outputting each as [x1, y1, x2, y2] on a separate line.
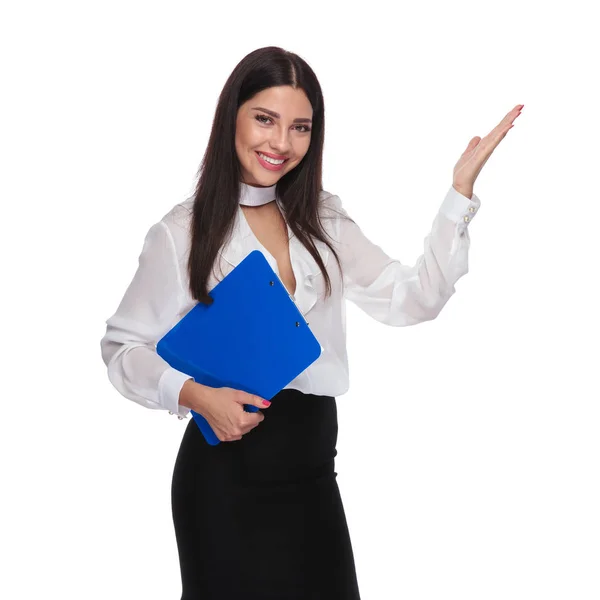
[156, 250, 323, 445]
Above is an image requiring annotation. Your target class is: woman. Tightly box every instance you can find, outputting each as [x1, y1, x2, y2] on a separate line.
[100, 46, 522, 599]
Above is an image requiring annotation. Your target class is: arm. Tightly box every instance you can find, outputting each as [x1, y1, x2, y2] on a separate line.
[100, 220, 193, 418]
[332, 185, 481, 326]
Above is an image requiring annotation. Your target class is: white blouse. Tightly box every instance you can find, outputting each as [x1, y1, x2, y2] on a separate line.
[100, 183, 481, 419]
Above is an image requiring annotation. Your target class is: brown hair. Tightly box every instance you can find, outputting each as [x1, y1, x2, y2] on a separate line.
[186, 46, 345, 305]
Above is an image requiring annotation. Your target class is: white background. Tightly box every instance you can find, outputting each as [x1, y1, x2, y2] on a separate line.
[2, 1, 599, 598]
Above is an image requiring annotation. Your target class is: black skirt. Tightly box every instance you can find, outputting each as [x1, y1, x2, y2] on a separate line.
[171, 388, 361, 599]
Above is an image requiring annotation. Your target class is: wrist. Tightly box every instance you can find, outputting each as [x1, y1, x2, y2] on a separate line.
[452, 183, 473, 200]
[179, 379, 213, 413]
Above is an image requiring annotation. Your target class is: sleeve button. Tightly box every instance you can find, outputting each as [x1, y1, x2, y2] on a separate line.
[468, 206, 476, 213]
[464, 215, 470, 222]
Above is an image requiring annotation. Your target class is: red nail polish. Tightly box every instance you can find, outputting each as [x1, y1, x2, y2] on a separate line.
[262, 400, 271, 406]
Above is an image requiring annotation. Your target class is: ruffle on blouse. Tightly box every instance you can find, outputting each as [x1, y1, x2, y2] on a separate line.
[288, 233, 330, 318]
[218, 202, 330, 319]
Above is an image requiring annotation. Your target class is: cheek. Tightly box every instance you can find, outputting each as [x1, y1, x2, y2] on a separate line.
[236, 121, 261, 150]
[295, 138, 311, 158]
[248, 124, 270, 145]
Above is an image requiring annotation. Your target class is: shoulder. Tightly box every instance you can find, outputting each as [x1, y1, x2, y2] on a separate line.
[318, 189, 343, 215]
[146, 198, 194, 260]
[158, 197, 194, 237]
[318, 189, 350, 228]
[316, 190, 349, 244]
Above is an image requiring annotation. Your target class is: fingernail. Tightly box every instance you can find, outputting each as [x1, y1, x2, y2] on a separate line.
[262, 400, 271, 406]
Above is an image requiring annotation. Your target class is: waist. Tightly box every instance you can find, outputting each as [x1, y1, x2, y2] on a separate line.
[261, 387, 336, 416]
[242, 388, 338, 468]
[189, 388, 339, 485]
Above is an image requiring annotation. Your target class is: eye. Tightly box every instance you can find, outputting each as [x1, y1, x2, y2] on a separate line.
[255, 114, 272, 125]
[254, 114, 311, 133]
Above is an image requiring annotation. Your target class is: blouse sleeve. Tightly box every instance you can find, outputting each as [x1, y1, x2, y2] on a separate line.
[331, 185, 481, 327]
[100, 220, 193, 418]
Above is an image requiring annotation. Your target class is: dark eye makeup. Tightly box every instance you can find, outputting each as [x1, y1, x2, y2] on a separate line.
[254, 114, 311, 133]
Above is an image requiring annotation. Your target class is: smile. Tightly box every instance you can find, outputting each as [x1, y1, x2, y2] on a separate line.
[255, 151, 289, 171]
[257, 152, 287, 165]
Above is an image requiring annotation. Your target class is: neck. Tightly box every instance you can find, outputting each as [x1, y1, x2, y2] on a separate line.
[239, 180, 277, 207]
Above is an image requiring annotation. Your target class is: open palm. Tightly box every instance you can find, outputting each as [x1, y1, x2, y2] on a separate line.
[453, 104, 524, 197]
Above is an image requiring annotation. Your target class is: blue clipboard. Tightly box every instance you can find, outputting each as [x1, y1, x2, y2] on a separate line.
[156, 250, 323, 445]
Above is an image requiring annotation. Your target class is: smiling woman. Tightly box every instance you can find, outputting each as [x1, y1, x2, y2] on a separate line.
[101, 45, 364, 599]
[170, 50, 364, 598]
[100, 43, 487, 599]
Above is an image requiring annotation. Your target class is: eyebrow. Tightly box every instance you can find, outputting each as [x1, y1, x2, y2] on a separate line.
[251, 106, 312, 123]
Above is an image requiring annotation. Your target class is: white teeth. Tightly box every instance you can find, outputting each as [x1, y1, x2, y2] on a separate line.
[258, 152, 285, 165]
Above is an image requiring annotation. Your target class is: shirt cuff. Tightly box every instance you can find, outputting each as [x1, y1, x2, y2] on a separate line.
[439, 185, 482, 233]
[158, 366, 194, 419]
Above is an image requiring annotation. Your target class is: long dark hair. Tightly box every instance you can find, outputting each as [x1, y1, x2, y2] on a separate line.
[186, 46, 345, 305]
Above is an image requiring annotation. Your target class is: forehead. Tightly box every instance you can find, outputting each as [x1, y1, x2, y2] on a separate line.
[245, 86, 312, 115]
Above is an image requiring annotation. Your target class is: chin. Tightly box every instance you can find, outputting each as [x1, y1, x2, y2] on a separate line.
[253, 169, 285, 185]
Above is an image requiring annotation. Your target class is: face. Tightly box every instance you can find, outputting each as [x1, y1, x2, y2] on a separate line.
[235, 85, 313, 187]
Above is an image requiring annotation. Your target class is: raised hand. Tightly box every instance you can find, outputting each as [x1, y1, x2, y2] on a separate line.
[453, 104, 524, 198]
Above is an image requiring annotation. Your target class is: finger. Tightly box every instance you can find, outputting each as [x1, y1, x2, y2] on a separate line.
[492, 105, 523, 135]
[242, 392, 272, 409]
[252, 412, 265, 426]
[216, 430, 229, 442]
[465, 105, 522, 159]
[501, 104, 523, 124]
[483, 106, 521, 148]
[480, 116, 516, 156]
[461, 136, 481, 156]
[491, 121, 515, 146]
[241, 411, 264, 430]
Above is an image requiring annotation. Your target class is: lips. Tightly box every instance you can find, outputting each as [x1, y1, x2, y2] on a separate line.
[257, 150, 288, 160]
[255, 151, 288, 171]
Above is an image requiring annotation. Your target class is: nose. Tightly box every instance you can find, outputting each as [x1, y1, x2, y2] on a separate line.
[269, 128, 293, 155]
